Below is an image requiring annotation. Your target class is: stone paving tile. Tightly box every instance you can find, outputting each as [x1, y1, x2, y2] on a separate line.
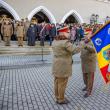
[0, 54, 80, 68]
[0, 55, 110, 110]
[0, 55, 53, 68]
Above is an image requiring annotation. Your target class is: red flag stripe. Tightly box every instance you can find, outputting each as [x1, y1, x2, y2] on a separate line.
[100, 64, 109, 83]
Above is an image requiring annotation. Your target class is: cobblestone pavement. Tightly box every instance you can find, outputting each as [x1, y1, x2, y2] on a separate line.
[0, 54, 110, 110]
[0, 55, 53, 69]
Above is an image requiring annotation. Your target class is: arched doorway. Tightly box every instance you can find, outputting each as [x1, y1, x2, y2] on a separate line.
[64, 15, 78, 24]
[0, 6, 14, 19]
[33, 11, 50, 23]
[0, 0, 20, 41]
[28, 6, 56, 24]
[0, 0, 20, 20]
[61, 10, 84, 24]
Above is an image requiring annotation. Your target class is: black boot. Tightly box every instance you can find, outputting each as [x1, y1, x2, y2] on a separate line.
[82, 87, 87, 91]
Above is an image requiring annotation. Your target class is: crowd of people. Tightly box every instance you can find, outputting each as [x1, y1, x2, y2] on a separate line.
[0, 15, 57, 46]
[90, 14, 110, 24]
[1, 14, 110, 105]
[0, 14, 105, 47]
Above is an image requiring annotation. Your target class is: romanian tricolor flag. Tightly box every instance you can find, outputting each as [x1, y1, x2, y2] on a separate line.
[91, 22, 110, 84]
[84, 28, 92, 36]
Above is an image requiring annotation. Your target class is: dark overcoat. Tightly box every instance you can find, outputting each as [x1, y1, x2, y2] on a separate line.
[27, 24, 37, 46]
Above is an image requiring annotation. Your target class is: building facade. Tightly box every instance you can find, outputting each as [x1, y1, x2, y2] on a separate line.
[0, 0, 110, 24]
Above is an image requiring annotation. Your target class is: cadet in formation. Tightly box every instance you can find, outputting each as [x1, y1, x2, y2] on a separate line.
[16, 21, 25, 46]
[1, 19, 13, 46]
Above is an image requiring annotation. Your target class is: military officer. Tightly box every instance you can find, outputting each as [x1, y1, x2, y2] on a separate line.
[16, 21, 25, 46]
[52, 26, 81, 104]
[80, 37, 96, 98]
[1, 19, 13, 46]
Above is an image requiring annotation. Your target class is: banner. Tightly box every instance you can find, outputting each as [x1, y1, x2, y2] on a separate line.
[91, 22, 110, 84]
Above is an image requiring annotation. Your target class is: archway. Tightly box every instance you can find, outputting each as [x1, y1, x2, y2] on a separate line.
[64, 15, 78, 24]
[61, 10, 84, 24]
[0, 7, 14, 19]
[28, 6, 56, 24]
[33, 11, 50, 23]
[0, 0, 20, 20]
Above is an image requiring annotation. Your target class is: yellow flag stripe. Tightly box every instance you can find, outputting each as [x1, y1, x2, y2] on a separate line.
[97, 44, 110, 68]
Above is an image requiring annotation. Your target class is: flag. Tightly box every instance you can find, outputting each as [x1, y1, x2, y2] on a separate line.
[91, 22, 110, 84]
[84, 28, 92, 36]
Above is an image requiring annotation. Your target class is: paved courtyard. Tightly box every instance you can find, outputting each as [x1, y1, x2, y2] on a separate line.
[0, 54, 110, 110]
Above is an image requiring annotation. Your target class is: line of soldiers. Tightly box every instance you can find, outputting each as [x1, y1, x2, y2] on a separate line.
[0, 16, 57, 46]
[0, 16, 30, 46]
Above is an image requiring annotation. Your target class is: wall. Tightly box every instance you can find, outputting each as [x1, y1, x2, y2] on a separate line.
[1, 0, 110, 23]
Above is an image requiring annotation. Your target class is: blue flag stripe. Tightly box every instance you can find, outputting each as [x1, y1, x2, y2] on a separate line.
[91, 24, 110, 53]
